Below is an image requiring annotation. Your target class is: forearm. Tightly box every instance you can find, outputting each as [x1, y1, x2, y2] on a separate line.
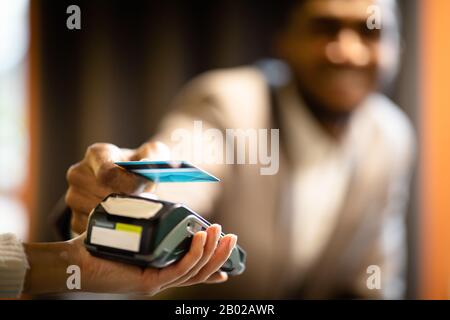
[23, 241, 75, 295]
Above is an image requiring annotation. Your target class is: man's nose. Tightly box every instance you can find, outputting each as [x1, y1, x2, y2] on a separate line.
[325, 28, 371, 67]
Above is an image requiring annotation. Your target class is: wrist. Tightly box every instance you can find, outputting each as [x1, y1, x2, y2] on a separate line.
[23, 241, 75, 295]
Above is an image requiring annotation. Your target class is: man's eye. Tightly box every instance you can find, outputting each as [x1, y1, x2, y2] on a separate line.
[310, 20, 340, 37]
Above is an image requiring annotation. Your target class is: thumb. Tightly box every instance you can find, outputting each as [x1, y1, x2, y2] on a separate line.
[85, 143, 150, 194]
[85, 143, 125, 177]
[130, 141, 171, 161]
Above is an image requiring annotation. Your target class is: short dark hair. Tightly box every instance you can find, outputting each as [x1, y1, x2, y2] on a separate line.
[271, 0, 307, 34]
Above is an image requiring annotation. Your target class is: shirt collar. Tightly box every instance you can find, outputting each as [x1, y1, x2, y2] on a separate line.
[277, 81, 359, 166]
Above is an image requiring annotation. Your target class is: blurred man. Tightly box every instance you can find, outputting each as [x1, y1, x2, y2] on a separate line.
[64, 0, 414, 299]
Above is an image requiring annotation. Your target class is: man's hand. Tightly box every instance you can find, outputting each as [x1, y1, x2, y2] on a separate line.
[66, 142, 170, 234]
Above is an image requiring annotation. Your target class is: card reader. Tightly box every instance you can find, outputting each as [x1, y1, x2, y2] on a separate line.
[84, 193, 246, 275]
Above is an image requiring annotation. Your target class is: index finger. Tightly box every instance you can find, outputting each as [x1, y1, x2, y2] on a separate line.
[84, 143, 124, 176]
[84, 143, 152, 194]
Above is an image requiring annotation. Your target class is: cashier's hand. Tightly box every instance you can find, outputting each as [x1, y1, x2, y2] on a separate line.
[70, 226, 236, 295]
[66, 142, 169, 234]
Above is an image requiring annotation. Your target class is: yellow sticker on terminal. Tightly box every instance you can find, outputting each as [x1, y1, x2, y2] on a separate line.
[115, 223, 142, 234]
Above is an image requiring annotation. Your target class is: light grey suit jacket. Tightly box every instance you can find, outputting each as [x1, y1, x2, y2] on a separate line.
[153, 64, 415, 299]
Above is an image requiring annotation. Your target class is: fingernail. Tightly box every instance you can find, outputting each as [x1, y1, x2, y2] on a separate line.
[228, 234, 237, 250]
[200, 231, 207, 246]
[213, 224, 222, 238]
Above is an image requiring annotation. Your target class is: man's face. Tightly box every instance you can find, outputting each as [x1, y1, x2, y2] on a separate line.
[279, 0, 385, 113]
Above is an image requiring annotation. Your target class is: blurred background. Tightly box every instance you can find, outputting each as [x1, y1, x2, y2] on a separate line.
[0, 0, 448, 299]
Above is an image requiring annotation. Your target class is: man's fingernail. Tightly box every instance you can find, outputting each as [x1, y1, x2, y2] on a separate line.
[200, 231, 207, 246]
[213, 224, 222, 238]
[228, 234, 237, 250]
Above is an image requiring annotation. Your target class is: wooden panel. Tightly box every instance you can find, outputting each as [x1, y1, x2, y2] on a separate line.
[22, 0, 41, 241]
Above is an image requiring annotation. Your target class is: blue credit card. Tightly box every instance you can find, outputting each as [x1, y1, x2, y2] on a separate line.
[115, 160, 220, 183]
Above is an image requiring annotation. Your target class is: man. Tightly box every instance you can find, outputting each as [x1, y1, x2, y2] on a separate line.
[65, 0, 414, 298]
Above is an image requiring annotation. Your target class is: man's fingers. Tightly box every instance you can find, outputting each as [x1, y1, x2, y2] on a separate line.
[66, 163, 113, 198]
[130, 141, 171, 161]
[204, 272, 228, 284]
[126, 141, 171, 192]
[84, 143, 124, 176]
[83, 143, 149, 194]
[161, 224, 222, 288]
[120, 148, 137, 160]
[155, 231, 206, 288]
[181, 234, 237, 286]
[96, 162, 150, 194]
[185, 225, 222, 276]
